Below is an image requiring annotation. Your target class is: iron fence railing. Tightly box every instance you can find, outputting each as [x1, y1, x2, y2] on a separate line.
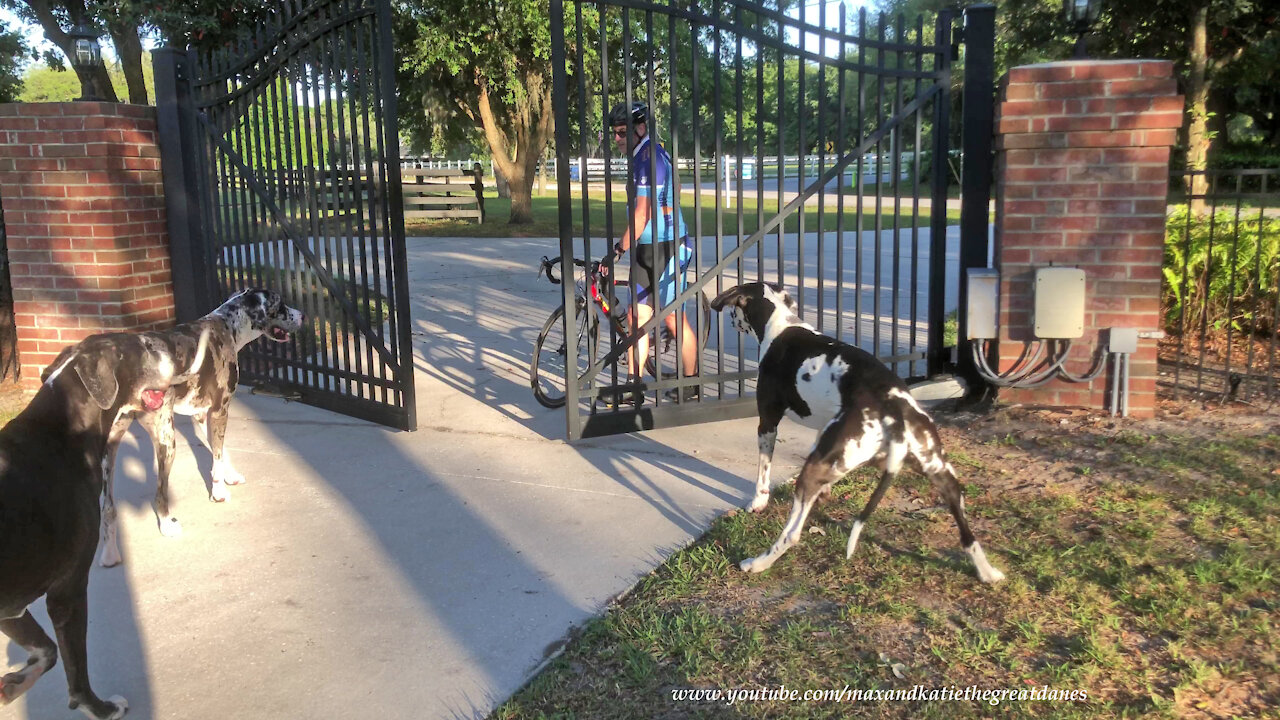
[1162, 168, 1280, 403]
[549, 0, 995, 439]
[156, 0, 416, 430]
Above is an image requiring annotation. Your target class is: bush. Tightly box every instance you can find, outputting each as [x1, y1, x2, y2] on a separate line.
[1163, 206, 1280, 337]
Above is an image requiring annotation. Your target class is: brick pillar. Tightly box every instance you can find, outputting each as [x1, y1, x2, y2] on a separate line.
[992, 60, 1182, 418]
[0, 102, 176, 388]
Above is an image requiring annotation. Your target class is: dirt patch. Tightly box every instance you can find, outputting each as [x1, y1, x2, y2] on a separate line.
[0, 380, 29, 426]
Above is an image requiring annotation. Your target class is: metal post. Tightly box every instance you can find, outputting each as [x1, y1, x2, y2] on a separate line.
[549, 0, 580, 440]
[377, 0, 417, 431]
[957, 4, 995, 395]
[926, 11, 953, 376]
[153, 47, 206, 322]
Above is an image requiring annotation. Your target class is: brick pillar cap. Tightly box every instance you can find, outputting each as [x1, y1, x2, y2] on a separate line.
[1006, 60, 1174, 84]
[0, 102, 153, 118]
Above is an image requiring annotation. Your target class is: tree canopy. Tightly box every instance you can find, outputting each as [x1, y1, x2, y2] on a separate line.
[397, 0, 562, 223]
[0, 19, 30, 102]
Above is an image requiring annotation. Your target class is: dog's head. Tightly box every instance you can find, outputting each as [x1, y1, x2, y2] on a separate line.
[710, 282, 799, 339]
[218, 288, 305, 347]
[41, 333, 187, 414]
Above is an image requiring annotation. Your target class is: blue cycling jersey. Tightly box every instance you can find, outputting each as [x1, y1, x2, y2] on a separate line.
[631, 137, 688, 245]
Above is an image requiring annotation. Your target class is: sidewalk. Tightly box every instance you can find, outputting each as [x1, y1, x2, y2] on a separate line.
[9, 237, 820, 720]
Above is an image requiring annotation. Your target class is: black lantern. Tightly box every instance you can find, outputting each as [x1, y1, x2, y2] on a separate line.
[67, 23, 102, 100]
[1064, 0, 1102, 58]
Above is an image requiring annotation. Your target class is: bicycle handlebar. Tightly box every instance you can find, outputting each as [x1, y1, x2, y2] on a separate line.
[537, 255, 604, 286]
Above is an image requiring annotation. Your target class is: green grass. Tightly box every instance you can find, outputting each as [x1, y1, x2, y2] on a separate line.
[491, 409, 1280, 719]
[405, 191, 960, 239]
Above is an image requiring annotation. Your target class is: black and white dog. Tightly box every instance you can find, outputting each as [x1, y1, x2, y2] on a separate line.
[711, 282, 1005, 583]
[1, 331, 206, 719]
[61, 289, 303, 566]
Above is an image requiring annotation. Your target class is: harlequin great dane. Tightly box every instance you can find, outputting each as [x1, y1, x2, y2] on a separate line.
[75, 289, 302, 567]
[2, 330, 208, 718]
[711, 282, 1005, 583]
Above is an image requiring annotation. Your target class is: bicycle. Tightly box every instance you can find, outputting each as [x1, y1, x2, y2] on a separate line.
[530, 255, 711, 409]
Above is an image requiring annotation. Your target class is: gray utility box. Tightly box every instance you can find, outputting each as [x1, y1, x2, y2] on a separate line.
[1034, 267, 1086, 339]
[966, 268, 1000, 340]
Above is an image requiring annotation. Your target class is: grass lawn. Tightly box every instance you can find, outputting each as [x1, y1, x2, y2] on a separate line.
[405, 192, 959, 239]
[492, 403, 1279, 719]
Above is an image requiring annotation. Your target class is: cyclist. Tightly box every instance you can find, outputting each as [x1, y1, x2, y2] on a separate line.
[601, 101, 699, 402]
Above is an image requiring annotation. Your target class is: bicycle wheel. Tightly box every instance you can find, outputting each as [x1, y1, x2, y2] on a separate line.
[644, 287, 712, 380]
[531, 301, 598, 409]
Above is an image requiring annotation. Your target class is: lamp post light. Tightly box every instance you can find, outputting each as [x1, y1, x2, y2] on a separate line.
[67, 23, 103, 101]
[1064, 0, 1102, 59]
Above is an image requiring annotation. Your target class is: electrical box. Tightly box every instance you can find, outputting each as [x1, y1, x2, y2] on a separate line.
[966, 268, 999, 340]
[1109, 328, 1138, 354]
[1034, 267, 1086, 339]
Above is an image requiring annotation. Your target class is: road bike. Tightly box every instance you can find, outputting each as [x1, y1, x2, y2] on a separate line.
[530, 255, 711, 409]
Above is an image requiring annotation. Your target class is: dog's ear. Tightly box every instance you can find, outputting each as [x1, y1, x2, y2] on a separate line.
[73, 349, 120, 410]
[41, 346, 76, 383]
[710, 285, 748, 312]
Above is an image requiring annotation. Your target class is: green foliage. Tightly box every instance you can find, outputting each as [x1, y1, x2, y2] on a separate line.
[1207, 149, 1280, 172]
[17, 52, 154, 103]
[1163, 205, 1280, 336]
[396, 0, 562, 149]
[16, 64, 79, 102]
[0, 21, 30, 103]
[140, 0, 271, 48]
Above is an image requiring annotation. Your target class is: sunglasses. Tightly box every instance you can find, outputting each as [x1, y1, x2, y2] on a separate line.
[611, 128, 629, 138]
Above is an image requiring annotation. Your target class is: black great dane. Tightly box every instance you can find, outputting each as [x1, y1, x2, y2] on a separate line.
[2, 331, 206, 718]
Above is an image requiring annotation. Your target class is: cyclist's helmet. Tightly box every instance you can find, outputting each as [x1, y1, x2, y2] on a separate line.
[607, 101, 649, 127]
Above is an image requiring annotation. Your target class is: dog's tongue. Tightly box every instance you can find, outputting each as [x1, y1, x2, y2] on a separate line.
[142, 389, 165, 411]
[270, 327, 289, 341]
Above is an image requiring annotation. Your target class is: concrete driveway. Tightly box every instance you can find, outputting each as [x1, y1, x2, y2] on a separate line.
[8, 236, 825, 720]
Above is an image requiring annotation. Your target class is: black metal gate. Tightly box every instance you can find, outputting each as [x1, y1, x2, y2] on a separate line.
[550, 0, 993, 439]
[155, 0, 416, 431]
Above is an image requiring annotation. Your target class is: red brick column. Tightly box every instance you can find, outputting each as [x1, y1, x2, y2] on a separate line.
[992, 60, 1182, 418]
[0, 102, 176, 388]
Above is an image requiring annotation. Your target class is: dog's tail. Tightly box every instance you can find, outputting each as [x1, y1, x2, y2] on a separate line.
[174, 327, 212, 383]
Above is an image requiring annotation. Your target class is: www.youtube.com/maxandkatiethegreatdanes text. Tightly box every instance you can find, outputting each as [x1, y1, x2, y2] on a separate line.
[670, 684, 1089, 707]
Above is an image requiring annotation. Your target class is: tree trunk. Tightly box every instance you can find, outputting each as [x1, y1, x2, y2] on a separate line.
[1185, 4, 1211, 215]
[473, 75, 553, 225]
[107, 23, 147, 104]
[508, 171, 532, 224]
[536, 147, 547, 196]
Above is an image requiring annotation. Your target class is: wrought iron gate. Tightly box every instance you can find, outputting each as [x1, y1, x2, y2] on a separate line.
[155, 0, 417, 431]
[550, 0, 993, 439]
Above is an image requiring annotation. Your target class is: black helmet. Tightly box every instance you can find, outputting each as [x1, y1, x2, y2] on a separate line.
[607, 101, 648, 127]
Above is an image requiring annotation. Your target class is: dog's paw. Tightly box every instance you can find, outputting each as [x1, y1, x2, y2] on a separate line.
[1, 667, 43, 705]
[979, 566, 1007, 584]
[71, 694, 128, 720]
[220, 466, 246, 486]
[739, 556, 771, 573]
[965, 542, 1007, 584]
[99, 542, 123, 568]
[209, 481, 231, 503]
[747, 492, 769, 513]
[159, 516, 182, 538]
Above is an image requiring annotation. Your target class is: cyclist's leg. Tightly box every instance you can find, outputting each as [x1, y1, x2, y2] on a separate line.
[656, 239, 699, 375]
[631, 253, 655, 379]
